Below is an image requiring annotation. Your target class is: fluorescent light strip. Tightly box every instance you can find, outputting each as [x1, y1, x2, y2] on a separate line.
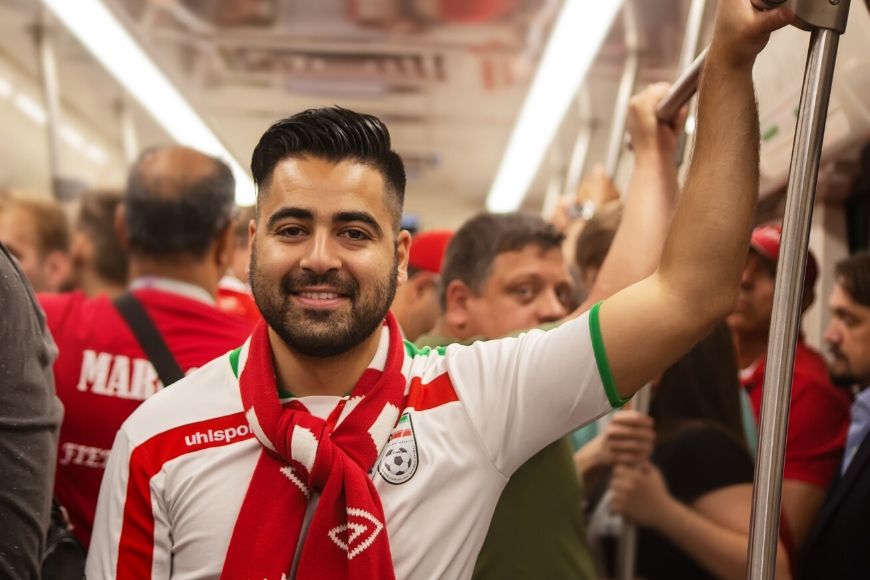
[41, 0, 256, 205]
[14, 93, 48, 125]
[486, 1, 622, 213]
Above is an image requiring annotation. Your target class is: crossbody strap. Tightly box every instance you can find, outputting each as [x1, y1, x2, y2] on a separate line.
[113, 292, 184, 387]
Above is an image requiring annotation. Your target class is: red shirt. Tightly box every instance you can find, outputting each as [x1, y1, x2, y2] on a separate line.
[742, 340, 852, 488]
[39, 287, 256, 547]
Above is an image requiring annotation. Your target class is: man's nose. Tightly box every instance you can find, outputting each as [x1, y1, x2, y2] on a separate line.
[536, 290, 568, 324]
[299, 232, 341, 274]
[823, 322, 841, 346]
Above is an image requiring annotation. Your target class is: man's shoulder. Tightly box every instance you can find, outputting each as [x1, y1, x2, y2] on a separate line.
[120, 352, 244, 446]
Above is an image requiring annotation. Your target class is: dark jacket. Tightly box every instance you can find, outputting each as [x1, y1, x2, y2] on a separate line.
[799, 428, 870, 580]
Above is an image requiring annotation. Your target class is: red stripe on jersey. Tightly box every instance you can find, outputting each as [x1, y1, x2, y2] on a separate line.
[406, 373, 458, 412]
[117, 413, 253, 579]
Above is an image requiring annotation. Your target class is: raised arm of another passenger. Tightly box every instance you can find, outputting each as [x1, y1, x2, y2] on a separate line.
[594, 0, 795, 400]
[574, 82, 683, 313]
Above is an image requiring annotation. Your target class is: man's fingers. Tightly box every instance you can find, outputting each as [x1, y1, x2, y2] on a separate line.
[754, 6, 795, 34]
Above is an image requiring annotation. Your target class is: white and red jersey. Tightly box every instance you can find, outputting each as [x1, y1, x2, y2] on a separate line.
[87, 309, 620, 580]
[39, 279, 256, 547]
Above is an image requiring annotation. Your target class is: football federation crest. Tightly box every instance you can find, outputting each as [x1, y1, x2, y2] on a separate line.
[378, 413, 418, 484]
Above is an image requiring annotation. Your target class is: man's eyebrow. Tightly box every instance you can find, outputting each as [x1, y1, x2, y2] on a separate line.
[335, 211, 383, 237]
[266, 207, 312, 229]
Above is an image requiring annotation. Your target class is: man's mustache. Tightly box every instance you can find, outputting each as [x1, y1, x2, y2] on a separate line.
[280, 271, 358, 297]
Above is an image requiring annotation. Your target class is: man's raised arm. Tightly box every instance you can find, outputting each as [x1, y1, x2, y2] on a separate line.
[597, 0, 795, 399]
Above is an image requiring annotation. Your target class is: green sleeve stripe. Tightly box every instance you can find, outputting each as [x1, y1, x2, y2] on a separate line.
[589, 302, 630, 408]
[229, 347, 241, 379]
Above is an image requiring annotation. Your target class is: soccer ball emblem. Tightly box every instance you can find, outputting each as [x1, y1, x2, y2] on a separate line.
[383, 446, 412, 476]
[379, 442, 417, 484]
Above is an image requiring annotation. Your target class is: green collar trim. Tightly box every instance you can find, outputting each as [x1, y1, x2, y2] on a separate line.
[229, 346, 294, 398]
[589, 302, 630, 408]
[229, 347, 241, 378]
[404, 339, 448, 358]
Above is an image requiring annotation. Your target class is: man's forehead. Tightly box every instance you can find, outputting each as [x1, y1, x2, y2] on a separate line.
[269, 157, 385, 192]
[489, 245, 569, 280]
[261, 157, 389, 216]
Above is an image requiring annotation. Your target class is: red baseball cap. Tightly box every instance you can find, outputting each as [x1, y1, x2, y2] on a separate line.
[408, 230, 453, 275]
[750, 225, 818, 289]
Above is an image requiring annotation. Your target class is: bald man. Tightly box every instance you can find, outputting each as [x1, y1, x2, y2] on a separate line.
[39, 147, 257, 547]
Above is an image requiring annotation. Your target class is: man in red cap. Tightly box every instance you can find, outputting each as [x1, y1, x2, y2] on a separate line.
[728, 224, 851, 553]
[390, 230, 452, 341]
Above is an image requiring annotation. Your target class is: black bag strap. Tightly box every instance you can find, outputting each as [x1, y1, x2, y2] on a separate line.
[113, 292, 184, 386]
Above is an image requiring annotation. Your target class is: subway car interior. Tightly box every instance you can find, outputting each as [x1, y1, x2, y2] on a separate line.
[1, 0, 870, 579]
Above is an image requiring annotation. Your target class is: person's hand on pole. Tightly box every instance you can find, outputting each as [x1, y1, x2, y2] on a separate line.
[627, 82, 685, 160]
[609, 461, 673, 528]
[709, 0, 794, 69]
[573, 410, 656, 479]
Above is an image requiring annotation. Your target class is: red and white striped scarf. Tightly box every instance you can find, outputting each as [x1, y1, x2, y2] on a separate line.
[222, 314, 405, 579]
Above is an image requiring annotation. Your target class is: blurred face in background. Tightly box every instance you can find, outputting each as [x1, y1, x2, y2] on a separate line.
[0, 205, 70, 292]
[727, 250, 777, 339]
[459, 244, 573, 339]
[825, 281, 870, 386]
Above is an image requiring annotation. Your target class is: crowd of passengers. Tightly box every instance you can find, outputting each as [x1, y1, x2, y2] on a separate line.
[2, 8, 870, 577]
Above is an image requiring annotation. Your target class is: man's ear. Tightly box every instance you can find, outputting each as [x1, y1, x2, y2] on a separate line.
[443, 279, 473, 330]
[214, 219, 235, 270]
[114, 204, 129, 252]
[42, 250, 72, 292]
[395, 230, 412, 287]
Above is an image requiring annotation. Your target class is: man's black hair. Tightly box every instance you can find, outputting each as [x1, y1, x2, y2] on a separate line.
[836, 251, 870, 308]
[125, 147, 235, 259]
[250, 107, 406, 228]
[439, 212, 565, 311]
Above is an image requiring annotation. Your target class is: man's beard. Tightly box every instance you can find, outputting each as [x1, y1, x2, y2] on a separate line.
[828, 348, 859, 388]
[250, 251, 398, 358]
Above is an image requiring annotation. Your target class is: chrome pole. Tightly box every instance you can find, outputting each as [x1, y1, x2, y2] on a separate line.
[563, 87, 593, 199]
[746, 27, 841, 579]
[655, 47, 707, 124]
[34, 9, 64, 199]
[604, 0, 639, 179]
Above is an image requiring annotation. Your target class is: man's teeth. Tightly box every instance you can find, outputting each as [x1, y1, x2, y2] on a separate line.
[299, 291, 341, 300]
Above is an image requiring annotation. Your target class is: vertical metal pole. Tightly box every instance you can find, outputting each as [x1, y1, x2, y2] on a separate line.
[616, 5, 707, 579]
[615, 383, 651, 580]
[34, 9, 64, 200]
[603, 0, 639, 179]
[674, 0, 709, 167]
[563, 87, 593, 198]
[118, 97, 140, 164]
[747, 28, 840, 580]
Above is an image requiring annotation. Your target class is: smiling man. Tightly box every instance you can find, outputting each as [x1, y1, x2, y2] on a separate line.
[87, 3, 795, 577]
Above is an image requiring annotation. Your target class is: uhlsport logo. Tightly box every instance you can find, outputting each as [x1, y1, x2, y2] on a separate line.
[378, 413, 418, 485]
[184, 425, 250, 447]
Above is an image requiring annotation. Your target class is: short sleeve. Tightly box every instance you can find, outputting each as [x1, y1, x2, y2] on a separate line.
[444, 311, 615, 475]
[654, 426, 754, 504]
[782, 376, 850, 488]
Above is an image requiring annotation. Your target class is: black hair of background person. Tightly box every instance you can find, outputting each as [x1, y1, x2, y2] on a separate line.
[650, 321, 748, 449]
[250, 107, 406, 229]
[125, 148, 235, 259]
[438, 212, 565, 312]
[836, 250, 870, 307]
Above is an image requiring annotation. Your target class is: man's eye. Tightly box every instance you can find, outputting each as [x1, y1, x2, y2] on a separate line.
[341, 229, 370, 241]
[277, 226, 305, 237]
[512, 286, 535, 301]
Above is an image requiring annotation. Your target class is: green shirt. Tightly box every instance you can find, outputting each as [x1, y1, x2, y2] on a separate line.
[415, 331, 597, 580]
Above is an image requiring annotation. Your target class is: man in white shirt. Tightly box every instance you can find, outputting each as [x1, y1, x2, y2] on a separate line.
[87, 2, 795, 578]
